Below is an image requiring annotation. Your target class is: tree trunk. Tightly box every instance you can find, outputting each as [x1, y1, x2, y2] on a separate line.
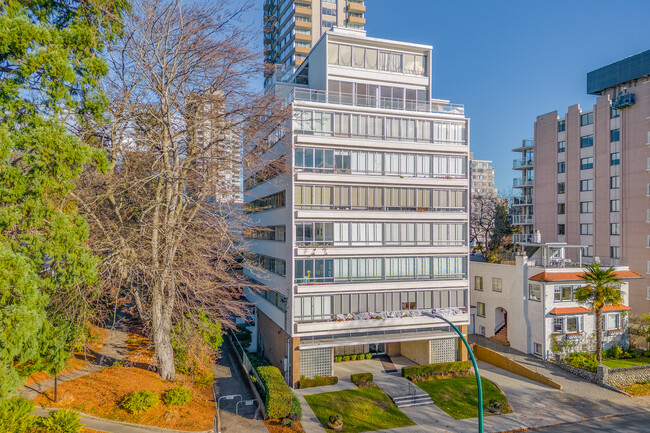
[595, 308, 603, 363]
[152, 281, 175, 380]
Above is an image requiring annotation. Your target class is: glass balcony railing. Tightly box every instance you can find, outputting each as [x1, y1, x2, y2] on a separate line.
[513, 158, 534, 169]
[513, 233, 534, 244]
[511, 215, 534, 225]
[513, 195, 533, 205]
[287, 88, 465, 115]
[513, 178, 534, 187]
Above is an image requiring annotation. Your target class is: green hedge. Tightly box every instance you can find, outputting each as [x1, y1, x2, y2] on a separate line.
[402, 361, 472, 379]
[256, 366, 293, 419]
[298, 375, 339, 388]
[350, 373, 373, 383]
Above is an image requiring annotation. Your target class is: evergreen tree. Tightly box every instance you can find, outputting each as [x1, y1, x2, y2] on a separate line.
[0, 0, 127, 401]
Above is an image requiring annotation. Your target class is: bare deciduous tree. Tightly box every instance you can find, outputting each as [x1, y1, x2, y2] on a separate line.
[77, 0, 288, 380]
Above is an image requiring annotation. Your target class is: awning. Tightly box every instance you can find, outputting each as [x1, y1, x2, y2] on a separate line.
[549, 305, 631, 315]
[530, 270, 643, 282]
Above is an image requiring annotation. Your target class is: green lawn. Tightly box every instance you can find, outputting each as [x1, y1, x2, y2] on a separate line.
[602, 357, 650, 369]
[304, 387, 415, 433]
[416, 377, 512, 420]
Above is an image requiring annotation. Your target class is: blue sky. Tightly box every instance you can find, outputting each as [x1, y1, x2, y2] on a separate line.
[239, 0, 650, 193]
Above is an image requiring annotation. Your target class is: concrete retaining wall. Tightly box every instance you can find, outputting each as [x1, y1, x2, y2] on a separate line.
[472, 344, 563, 390]
[606, 364, 650, 387]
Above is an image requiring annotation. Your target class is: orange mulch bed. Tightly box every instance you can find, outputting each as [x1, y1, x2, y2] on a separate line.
[81, 429, 107, 433]
[25, 325, 109, 386]
[125, 331, 156, 367]
[34, 366, 214, 431]
[265, 419, 305, 433]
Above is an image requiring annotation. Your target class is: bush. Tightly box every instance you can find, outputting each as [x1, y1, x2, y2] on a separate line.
[34, 409, 83, 433]
[402, 361, 472, 380]
[606, 345, 623, 359]
[0, 397, 35, 433]
[281, 417, 295, 428]
[299, 375, 339, 388]
[364, 353, 372, 360]
[163, 387, 192, 406]
[334, 356, 342, 362]
[350, 373, 373, 384]
[341, 355, 350, 362]
[290, 394, 302, 420]
[565, 352, 598, 372]
[257, 366, 293, 419]
[121, 390, 160, 414]
[350, 354, 358, 361]
[234, 325, 252, 350]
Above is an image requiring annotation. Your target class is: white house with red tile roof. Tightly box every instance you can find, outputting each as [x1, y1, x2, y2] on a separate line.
[470, 242, 642, 359]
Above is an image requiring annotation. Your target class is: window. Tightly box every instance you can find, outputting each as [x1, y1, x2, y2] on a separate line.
[580, 157, 593, 170]
[610, 246, 620, 259]
[566, 316, 580, 333]
[558, 224, 565, 235]
[580, 223, 593, 235]
[558, 120, 565, 132]
[557, 182, 565, 194]
[580, 179, 593, 191]
[610, 129, 620, 142]
[580, 112, 594, 126]
[610, 152, 620, 166]
[610, 176, 620, 189]
[479, 325, 486, 336]
[245, 191, 286, 213]
[557, 161, 565, 173]
[474, 276, 483, 291]
[604, 313, 620, 330]
[245, 225, 286, 241]
[558, 141, 565, 153]
[610, 223, 620, 235]
[250, 253, 286, 277]
[492, 278, 502, 292]
[610, 199, 620, 212]
[477, 302, 485, 317]
[322, 7, 336, 16]
[647, 287, 650, 300]
[611, 107, 620, 118]
[533, 342, 542, 356]
[580, 135, 594, 148]
[582, 245, 594, 257]
[580, 201, 593, 213]
[555, 285, 575, 302]
[553, 318, 563, 333]
[557, 203, 565, 214]
[647, 235, 650, 248]
[529, 284, 541, 301]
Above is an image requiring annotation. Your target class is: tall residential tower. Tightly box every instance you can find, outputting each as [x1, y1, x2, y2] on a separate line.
[245, 28, 471, 386]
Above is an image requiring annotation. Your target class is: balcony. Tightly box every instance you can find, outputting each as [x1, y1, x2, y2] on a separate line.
[513, 233, 533, 244]
[513, 178, 533, 188]
[295, 19, 312, 29]
[511, 215, 534, 225]
[347, 3, 366, 13]
[347, 16, 366, 25]
[513, 195, 533, 206]
[512, 139, 534, 152]
[288, 88, 464, 115]
[295, 45, 311, 55]
[295, 32, 311, 43]
[295, 6, 312, 16]
[513, 158, 534, 169]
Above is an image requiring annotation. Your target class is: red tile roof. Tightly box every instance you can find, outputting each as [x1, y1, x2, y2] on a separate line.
[549, 307, 591, 315]
[530, 270, 644, 282]
[549, 305, 631, 315]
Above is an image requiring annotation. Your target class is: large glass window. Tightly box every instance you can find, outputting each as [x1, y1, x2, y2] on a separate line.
[610, 129, 620, 142]
[610, 176, 620, 189]
[557, 120, 565, 132]
[580, 157, 593, 170]
[529, 284, 541, 301]
[558, 161, 565, 173]
[580, 179, 593, 191]
[580, 112, 594, 126]
[580, 223, 593, 235]
[580, 135, 593, 148]
[580, 201, 593, 214]
[558, 141, 565, 153]
[610, 152, 620, 166]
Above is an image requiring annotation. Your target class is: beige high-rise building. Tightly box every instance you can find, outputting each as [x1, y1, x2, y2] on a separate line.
[513, 50, 650, 315]
[470, 153, 497, 197]
[264, 0, 366, 85]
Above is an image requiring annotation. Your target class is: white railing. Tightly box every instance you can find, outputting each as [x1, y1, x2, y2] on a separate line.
[512, 215, 534, 224]
[513, 233, 534, 244]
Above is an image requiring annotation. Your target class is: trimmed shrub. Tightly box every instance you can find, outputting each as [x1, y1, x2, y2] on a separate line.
[350, 373, 373, 384]
[34, 409, 83, 433]
[350, 354, 358, 361]
[364, 353, 372, 360]
[565, 352, 597, 372]
[122, 390, 159, 414]
[606, 345, 623, 360]
[290, 394, 303, 420]
[402, 361, 472, 380]
[0, 397, 35, 433]
[334, 356, 342, 362]
[299, 375, 339, 388]
[257, 366, 293, 419]
[341, 355, 350, 362]
[163, 387, 192, 406]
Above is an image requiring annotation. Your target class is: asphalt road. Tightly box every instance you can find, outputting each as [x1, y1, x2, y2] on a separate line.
[528, 412, 650, 432]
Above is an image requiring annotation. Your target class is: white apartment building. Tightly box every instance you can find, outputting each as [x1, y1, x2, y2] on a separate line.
[470, 153, 497, 197]
[244, 28, 471, 387]
[471, 242, 641, 359]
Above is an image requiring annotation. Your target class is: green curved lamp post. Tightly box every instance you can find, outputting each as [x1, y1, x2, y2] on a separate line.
[424, 312, 483, 433]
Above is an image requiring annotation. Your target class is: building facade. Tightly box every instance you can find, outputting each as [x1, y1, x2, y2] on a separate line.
[264, 0, 366, 85]
[471, 243, 641, 359]
[244, 28, 470, 386]
[512, 140, 534, 242]
[470, 153, 497, 197]
[512, 50, 650, 314]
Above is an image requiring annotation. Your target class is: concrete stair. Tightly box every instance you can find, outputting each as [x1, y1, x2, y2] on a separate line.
[391, 393, 434, 408]
[489, 326, 510, 346]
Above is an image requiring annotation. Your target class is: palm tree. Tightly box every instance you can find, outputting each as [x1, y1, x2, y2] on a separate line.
[574, 263, 622, 363]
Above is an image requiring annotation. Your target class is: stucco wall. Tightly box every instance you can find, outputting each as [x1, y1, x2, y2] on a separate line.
[401, 340, 431, 365]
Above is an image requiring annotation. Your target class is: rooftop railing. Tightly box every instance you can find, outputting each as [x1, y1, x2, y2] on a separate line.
[287, 88, 465, 115]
